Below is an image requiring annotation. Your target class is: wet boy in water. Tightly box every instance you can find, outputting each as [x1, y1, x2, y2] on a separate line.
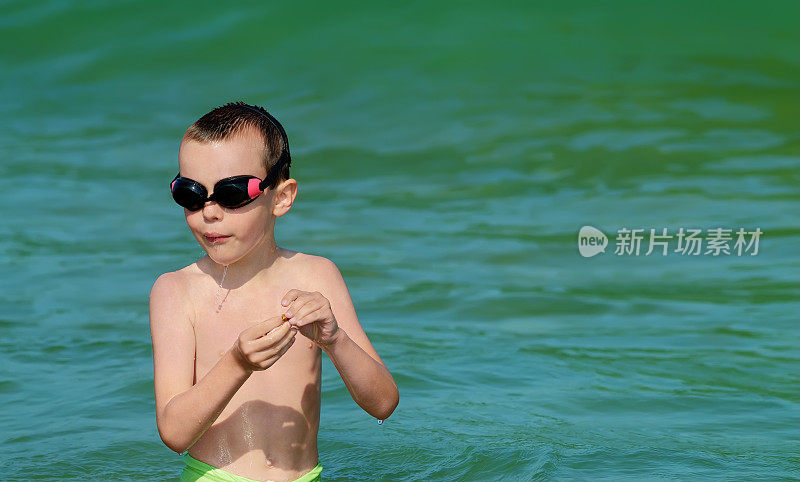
[149, 101, 399, 481]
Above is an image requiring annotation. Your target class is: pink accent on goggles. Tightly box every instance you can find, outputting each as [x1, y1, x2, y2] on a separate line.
[247, 178, 263, 199]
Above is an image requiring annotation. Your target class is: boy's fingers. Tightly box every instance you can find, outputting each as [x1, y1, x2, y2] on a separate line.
[283, 295, 315, 320]
[251, 325, 296, 353]
[256, 341, 293, 367]
[245, 315, 285, 340]
[281, 289, 303, 307]
[250, 334, 296, 369]
[289, 304, 324, 327]
[261, 321, 292, 341]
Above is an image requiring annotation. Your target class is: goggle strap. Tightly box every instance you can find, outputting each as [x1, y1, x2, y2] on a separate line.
[257, 156, 286, 192]
[239, 104, 292, 162]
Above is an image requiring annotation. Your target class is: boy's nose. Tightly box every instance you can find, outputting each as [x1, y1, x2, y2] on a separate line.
[202, 201, 223, 220]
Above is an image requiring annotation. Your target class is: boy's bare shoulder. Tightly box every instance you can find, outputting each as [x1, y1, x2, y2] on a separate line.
[149, 263, 206, 313]
[279, 248, 319, 262]
[151, 262, 203, 291]
[279, 249, 337, 279]
[150, 262, 213, 330]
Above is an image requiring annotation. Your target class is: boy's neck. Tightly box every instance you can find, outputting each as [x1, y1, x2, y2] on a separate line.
[203, 234, 284, 290]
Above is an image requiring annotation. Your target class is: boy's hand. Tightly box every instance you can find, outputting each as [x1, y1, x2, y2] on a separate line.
[232, 315, 297, 372]
[281, 290, 341, 349]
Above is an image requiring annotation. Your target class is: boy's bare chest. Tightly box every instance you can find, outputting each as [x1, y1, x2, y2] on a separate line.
[188, 276, 321, 386]
[192, 286, 289, 357]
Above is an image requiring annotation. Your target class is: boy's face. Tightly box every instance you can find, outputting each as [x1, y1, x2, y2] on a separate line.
[177, 126, 275, 266]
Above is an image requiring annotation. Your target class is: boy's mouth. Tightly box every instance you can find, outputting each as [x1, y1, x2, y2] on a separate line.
[204, 233, 231, 243]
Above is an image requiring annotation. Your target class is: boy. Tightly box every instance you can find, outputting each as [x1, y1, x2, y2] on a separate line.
[149, 101, 399, 481]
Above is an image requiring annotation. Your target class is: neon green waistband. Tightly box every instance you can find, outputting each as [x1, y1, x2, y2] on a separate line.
[180, 453, 323, 482]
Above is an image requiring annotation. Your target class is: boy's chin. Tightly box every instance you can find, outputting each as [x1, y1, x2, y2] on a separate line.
[204, 249, 240, 267]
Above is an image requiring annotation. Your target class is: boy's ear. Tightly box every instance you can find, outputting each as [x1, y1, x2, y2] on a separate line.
[272, 178, 297, 217]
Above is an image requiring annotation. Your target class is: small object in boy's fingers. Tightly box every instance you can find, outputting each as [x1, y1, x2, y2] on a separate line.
[281, 314, 288, 322]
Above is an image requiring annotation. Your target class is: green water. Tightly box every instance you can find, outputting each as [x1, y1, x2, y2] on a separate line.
[2, 1, 798, 479]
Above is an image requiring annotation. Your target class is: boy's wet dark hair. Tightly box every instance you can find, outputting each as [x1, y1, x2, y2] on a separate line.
[184, 101, 291, 190]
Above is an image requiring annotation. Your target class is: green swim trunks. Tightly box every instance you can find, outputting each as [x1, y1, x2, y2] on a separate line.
[179, 453, 323, 482]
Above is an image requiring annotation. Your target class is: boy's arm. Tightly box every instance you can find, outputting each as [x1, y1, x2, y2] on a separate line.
[149, 272, 252, 453]
[315, 258, 399, 420]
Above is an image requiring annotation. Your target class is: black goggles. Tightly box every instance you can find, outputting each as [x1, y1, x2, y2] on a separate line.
[170, 173, 269, 211]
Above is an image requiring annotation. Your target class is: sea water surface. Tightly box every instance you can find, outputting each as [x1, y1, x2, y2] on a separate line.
[1, 1, 798, 480]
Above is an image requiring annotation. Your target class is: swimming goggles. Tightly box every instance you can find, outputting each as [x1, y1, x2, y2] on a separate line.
[170, 173, 270, 211]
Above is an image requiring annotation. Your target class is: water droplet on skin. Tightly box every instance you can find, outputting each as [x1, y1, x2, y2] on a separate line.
[242, 405, 255, 451]
[217, 433, 232, 465]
